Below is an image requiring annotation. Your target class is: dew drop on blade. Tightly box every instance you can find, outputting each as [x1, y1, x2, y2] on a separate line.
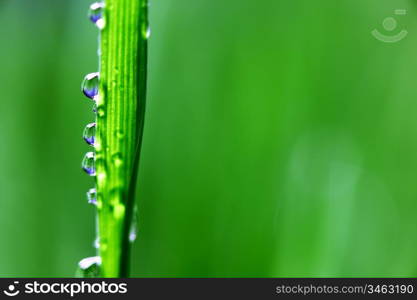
[111, 152, 123, 167]
[129, 226, 137, 243]
[142, 23, 151, 39]
[79, 256, 101, 269]
[97, 106, 105, 118]
[76, 256, 101, 278]
[93, 237, 100, 249]
[145, 26, 151, 39]
[114, 129, 125, 139]
[81, 72, 99, 101]
[88, 2, 105, 29]
[82, 152, 96, 176]
[129, 210, 138, 243]
[83, 123, 96, 146]
[86, 188, 97, 205]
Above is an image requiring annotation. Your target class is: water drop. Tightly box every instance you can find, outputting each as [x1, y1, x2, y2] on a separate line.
[145, 26, 151, 39]
[97, 236, 108, 251]
[112, 152, 123, 167]
[92, 104, 97, 113]
[129, 224, 137, 243]
[88, 2, 105, 30]
[79, 256, 101, 269]
[129, 208, 138, 243]
[76, 256, 101, 278]
[83, 123, 96, 146]
[97, 106, 105, 118]
[142, 23, 151, 39]
[81, 72, 99, 100]
[82, 152, 96, 176]
[114, 129, 125, 139]
[86, 188, 97, 205]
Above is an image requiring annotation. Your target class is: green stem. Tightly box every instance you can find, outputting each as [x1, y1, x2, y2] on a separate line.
[95, 0, 148, 277]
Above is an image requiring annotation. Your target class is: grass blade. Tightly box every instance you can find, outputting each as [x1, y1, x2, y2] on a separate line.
[94, 0, 148, 277]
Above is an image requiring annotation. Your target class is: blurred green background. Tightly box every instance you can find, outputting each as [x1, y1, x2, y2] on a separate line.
[1, 0, 417, 277]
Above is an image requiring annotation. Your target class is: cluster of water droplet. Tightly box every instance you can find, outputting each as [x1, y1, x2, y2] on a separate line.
[81, 2, 104, 196]
[78, 2, 105, 276]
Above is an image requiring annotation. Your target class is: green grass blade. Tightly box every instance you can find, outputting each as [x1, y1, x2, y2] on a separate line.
[95, 0, 148, 277]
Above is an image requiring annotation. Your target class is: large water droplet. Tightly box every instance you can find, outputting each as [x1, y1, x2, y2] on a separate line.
[82, 152, 96, 176]
[86, 188, 97, 205]
[82, 72, 99, 100]
[88, 2, 105, 29]
[83, 123, 96, 146]
[76, 256, 101, 278]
